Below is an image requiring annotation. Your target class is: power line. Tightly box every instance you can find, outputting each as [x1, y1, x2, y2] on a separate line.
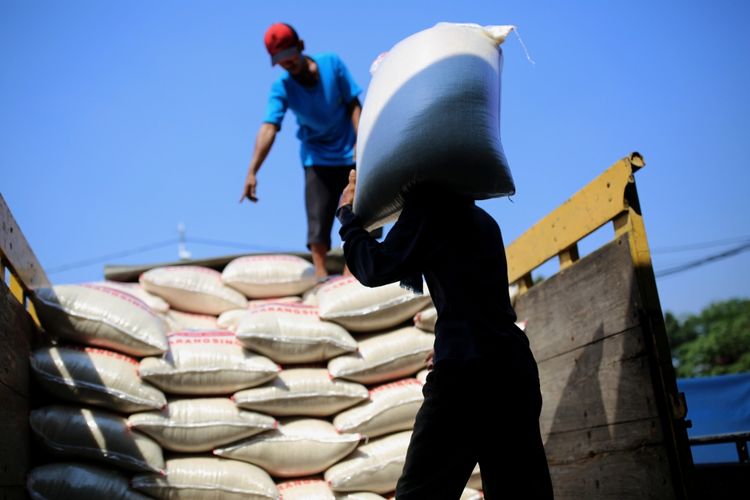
[46, 235, 293, 274]
[187, 236, 289, 253]
[655, 242, 750, 278]
[47, 238, 178, 274]
[652, 235, 750, 254]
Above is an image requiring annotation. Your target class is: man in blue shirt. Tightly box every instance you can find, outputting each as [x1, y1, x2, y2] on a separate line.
[240, 23, 363, 278]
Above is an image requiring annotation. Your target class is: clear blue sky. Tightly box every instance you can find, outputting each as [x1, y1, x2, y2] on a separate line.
[2, 0, 749, 316]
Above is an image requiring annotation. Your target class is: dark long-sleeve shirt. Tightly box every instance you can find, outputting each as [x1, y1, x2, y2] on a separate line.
[338, 187, 526, 365]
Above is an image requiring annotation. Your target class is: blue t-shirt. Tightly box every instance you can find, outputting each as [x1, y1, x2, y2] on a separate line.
[263, 52, 362, 167]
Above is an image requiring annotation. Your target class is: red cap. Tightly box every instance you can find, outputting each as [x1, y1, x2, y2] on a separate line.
[264, 23, 301, 66]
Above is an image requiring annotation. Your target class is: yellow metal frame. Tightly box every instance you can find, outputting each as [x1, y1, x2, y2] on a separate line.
[506, 152, 646, 291]
[0, 194, 48, 325]
[506, 153, 693, 499]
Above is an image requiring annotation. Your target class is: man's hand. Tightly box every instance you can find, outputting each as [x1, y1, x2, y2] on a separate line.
[240, 173, 258, 203]
[339, 169, 356, 208]
[425, 349, 434, 371]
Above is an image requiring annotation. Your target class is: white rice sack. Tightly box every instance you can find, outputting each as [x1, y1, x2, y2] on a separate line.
[468, 464, 482, 489]
[414, 306, 526, 335]
[325, 431, 412, 494]
[218, 297, 303, 332]
[217, 308, 246, 332]
[139, 330, 280, 395]
[140, 266, 247, 315]
[222, 255, 317, 298]
[416, 369, 429, 385]
[328, 327, 434, 384]
[162, 309, 220, 331]
[462, 487, 484, 500]
[27, 463, 152, 500]
[29, 406, 164, 473]
[354, 22, 514, 229]
[413, 306, 437, 332]
[128, 398, 277, 452]
[277, 480, 386, 500]
[132, 457, 279, 500]
[301, 280, 327, 306]
[32, 284, 168, 356]
[233, 368, 368, 417]
[235, 304, 357, 364]
[31, 346, 166, 413]
[317, 277, 431, 332]
[214, 418, 361, 478]
[94, 281, 170, 313]
[334, 378, 424, 438]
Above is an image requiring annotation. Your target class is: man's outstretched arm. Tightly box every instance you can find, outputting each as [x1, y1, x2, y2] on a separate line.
[240, 123, 279, 203]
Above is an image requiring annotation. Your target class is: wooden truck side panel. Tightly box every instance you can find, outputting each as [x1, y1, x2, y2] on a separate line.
[517, 236, 674, 498]
[0, 194, 47, 500]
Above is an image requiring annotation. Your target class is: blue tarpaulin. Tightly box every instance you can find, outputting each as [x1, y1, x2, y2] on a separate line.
[678, 372, 750, 464]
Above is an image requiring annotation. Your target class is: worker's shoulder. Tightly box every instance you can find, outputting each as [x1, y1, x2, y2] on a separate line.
[312, 51, 343, 62]
[311, 52, 350, 70]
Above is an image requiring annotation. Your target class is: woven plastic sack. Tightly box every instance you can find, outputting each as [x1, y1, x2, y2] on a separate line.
[233, 368, 368, 417]
[235, 304, 357, 363]
[328, 327, 434, 384]
[214, 418, 361, 478]
[162, 309, 220, 331]
[32, 284, 168, 356]
[218, 297, 302, 331]
[27, 463, 152, 500]
[334, 378, 423, 438]
[31, 346, 166, 413]
[94, 281, 170, 313]
[462, 487, 484, 500]
[140, 266, 247, 315]
[468, 464, 482, 489]
[317, 277, 431, 332]
[301, 280, 325, 306]
[132, 457, 279, 500]
[139, 330, 280, 395]
[413, 306, 437, 332]
[325, 431, 412, 494]
[128, 398, 277, 452]
[354, 22, 515, 229]
[277, 480, 386, 500]
[29, 405, 164, 473]
[222, 255, 317, 298]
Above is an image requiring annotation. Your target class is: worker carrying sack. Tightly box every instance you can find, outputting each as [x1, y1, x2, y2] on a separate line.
[355, 22, 515, 229]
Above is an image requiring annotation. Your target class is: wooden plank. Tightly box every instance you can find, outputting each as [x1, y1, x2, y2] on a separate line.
[538, 327, 657, 436]
[516, 236, 641, 362]
[0, 194, 50, 291]
[549, 445, 675, 500]
[558, 243, 580, 270]
[0, 281, 33, 489]
[544, 417, 664, 465]
[0, 385, 29, 488]
[506, 152, 644, 284]
[0, 282, 34, 392]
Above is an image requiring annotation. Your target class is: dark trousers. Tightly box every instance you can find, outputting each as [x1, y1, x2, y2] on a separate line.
[304, 165, 382, 250]
[395, 348, 554, 499]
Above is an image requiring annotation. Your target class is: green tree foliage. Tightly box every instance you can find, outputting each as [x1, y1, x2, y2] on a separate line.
[665, 299, 750, 378]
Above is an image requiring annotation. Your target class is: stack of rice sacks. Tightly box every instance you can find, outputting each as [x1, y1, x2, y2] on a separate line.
[27, 254, 486, 499]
